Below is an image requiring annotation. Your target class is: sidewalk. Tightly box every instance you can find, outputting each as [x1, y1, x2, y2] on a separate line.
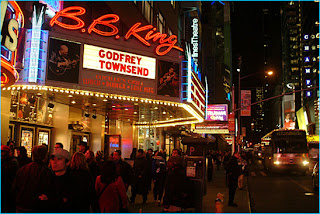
[128, 168, 251, 213]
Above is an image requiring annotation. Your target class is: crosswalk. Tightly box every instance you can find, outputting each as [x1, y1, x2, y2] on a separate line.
[250, 171, 267, 177]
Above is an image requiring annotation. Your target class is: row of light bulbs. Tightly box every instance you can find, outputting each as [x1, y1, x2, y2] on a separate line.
[3, 85, 182, 107]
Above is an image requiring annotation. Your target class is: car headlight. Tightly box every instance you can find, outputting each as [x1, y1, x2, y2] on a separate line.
[274, 161, 280, 165]
[302, 160, 309, 166]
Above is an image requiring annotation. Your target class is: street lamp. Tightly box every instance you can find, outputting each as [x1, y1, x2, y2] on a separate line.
[236, 70, 274, 151]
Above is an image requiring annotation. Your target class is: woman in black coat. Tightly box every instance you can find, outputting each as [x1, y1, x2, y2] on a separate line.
[130, 149, 149, 203]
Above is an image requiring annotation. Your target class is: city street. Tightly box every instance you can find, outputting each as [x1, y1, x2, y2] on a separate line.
[248, 159, 319, 213]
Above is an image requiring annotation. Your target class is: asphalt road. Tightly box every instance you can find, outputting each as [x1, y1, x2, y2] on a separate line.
[248, 159, 319, 213]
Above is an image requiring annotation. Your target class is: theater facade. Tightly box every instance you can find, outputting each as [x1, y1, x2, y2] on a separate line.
[1, 1, 206, 158]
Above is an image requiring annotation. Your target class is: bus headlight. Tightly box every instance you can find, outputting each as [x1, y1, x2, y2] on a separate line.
[302, 160, 309, 166]
[274, 161, 280, 165]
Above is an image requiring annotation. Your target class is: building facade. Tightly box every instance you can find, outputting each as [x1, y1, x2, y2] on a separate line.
[1, 1, 206, 158]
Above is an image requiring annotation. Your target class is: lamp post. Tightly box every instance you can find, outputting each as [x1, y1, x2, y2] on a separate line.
[236, 70, 274, 151]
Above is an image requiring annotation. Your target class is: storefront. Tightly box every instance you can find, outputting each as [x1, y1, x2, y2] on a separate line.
[1, 1, 205, 158]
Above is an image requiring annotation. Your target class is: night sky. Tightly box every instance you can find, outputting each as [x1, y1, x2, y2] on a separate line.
[231, 2, 282, 89]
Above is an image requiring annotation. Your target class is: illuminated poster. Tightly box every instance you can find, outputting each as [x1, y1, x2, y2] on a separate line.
[47, 38, 80, 83]
[21, 127, 34, 157]
[38, 130, 49, 145]
[157, 60, 180, 97]
[241, 90, 251, 116]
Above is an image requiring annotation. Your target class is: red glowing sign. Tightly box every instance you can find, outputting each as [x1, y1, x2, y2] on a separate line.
[50, 6, 183, 56]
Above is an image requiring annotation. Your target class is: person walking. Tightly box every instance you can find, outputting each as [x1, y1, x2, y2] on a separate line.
[70, 152, 97, 212]
[16, 146, 31, 169]
[1, 145, 19, 212]
[162, 156, 193, 212]
[130, 149, 149, 204]
[152, 151, 166, 206]
[12, 145, 55, 212]
[207, 150, 214, 182]
[225, 152, 242, 207]
[112, 150, 133, 190]
[96, 160, 128, 212]
[238, 152, 248, 189]
[85, 149, 100, 179]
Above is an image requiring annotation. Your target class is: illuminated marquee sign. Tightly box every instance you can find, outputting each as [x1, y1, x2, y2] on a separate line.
[194, 122, 229, 134]
[206, 104, 228, 121]
[1, 1, 24, 87]
[50, 6, 183, 56]
[182, 44, 205, 117]
[191, 18, 199, 67]
[83, 44, 156, 79]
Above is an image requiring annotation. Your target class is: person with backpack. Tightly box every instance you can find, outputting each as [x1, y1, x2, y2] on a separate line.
[96, 160, 127, 213]
[152, 151, 167, 206]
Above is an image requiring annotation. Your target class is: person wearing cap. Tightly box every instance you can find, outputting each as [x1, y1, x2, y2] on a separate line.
[12, 145, 55, 212]
[49, 148, 81, 212]
[2, 145, 19, 212]
[79, 141, 88, 154]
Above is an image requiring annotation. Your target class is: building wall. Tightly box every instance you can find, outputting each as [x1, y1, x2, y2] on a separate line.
[51, 103, 70, 151]
[1, 91, 11, 145]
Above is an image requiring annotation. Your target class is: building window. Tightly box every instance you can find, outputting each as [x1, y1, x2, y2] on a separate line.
[157, 12, 166, 34]
[142, 0, 153, 25]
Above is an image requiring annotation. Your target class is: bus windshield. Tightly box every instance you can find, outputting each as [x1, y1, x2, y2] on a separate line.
[274, 136, 308, 153]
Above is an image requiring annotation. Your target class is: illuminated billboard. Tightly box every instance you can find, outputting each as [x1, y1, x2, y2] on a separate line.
[206, 104, 228, 121]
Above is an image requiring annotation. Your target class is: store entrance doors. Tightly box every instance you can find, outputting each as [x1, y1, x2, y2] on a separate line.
[70, 132, 89, 156]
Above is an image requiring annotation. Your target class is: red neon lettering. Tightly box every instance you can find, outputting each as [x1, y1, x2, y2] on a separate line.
[125, 23, 153, 46]
[88, 14, 119, 36]
[50, 6, 86, 30]
[155, 35, 183, 56]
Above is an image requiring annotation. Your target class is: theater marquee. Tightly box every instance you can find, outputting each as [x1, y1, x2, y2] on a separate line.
[83, 44, 156, 79]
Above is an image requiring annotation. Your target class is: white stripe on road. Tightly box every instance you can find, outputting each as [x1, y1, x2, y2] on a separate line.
[260, 172, 267, 176]
[287, 177, 318, 198]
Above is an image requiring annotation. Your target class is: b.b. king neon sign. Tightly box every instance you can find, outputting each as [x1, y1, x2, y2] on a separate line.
[50, 6, 184, 56]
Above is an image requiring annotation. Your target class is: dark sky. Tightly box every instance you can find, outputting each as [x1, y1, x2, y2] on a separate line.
[231, 2, 282, 88]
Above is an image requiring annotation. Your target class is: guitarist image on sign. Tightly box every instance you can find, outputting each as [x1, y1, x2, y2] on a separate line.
[49, 44, 79, 76]
[158, 67, 179, 97]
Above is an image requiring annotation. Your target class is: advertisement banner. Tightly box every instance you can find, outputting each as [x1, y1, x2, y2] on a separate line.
[47, 38, 81, 83]
[283, 94, 296, 129]
[157, 60, 180, 97]
[194, 121, 229, 134]
[241, 90, 251, 116]
[206, 104, 228, 121]
[228, 113, 235, 132]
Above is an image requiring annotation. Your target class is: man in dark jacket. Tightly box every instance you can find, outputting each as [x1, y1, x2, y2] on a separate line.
[163, 156, 193, 212]
[130, 149, 149, 203]
[225, 152, 241, 207]
[113, 150, 133, 190]
[2, 145, 19, 212]
[12, 145, 55, 212]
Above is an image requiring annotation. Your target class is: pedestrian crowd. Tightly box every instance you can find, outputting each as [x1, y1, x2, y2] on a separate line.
[1, 140, 195, 213]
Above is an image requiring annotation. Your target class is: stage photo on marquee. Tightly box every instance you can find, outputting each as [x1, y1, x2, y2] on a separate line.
[157, 60, 180, 98]
[47, 38, 80, 83]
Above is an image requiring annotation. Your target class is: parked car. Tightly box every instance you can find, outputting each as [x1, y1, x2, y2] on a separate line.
[312, 162, 319, 191]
